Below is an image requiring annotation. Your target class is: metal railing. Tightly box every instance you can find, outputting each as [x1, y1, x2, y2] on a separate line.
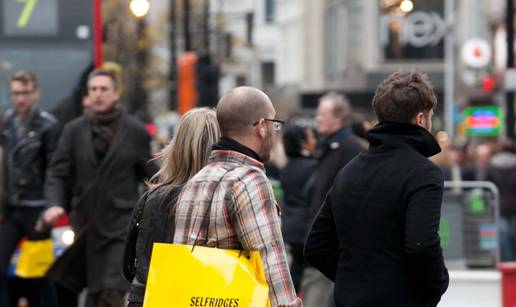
[441, 181, 500, 269]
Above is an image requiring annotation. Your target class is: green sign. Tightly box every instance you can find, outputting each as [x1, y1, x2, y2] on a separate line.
[463, 106, 502, 136]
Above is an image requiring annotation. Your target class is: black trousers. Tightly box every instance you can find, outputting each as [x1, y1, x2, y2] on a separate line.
[0, 206, 56, 307]
[86, 289, 126, 307]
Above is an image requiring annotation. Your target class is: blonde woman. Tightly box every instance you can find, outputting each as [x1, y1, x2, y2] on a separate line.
[122, 108, 220, 307]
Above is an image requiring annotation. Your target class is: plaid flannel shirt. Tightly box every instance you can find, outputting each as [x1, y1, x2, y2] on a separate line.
[174, 149, 297, 306]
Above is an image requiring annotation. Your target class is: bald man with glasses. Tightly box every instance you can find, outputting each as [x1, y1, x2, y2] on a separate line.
[174, 86, 301, 307]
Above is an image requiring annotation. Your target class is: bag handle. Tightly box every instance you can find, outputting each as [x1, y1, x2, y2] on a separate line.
[191, 169, 231, 252]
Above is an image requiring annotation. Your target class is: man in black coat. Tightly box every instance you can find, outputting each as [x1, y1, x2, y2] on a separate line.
[309, 92, 365, 221]
[40, 68, 158, 307]
[486, 141, 516, 261]
[303, 92, 365, 307]
[305, 70, 449, 307]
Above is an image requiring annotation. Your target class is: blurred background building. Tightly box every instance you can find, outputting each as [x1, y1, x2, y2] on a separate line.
[0, 0, 514, 141]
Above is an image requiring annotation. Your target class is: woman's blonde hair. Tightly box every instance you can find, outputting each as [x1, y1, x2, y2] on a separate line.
[148, 107, 220, 190]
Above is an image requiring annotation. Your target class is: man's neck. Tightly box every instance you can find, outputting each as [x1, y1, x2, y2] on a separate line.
[16, 108, 34, 120]
[214, 136, 263, 162]
[229, 136, 257, 153]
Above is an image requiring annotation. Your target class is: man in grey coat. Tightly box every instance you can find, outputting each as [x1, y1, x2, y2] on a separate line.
[41, 68, 157, 307]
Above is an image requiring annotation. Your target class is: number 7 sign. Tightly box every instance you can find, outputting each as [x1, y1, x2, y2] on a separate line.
[16, 0, 38, 28]
[3, 0, 57, 36]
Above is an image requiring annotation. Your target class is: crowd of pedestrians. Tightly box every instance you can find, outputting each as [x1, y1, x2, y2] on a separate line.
[1, 66, 515, 307]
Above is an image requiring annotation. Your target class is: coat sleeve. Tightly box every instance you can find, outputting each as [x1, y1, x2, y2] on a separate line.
[231, 170, 298, 306]
[404, 164, 449, 304]
[44, 123, 74, 208]
[122, 191, 149, 282]
[304, 187, 339, 281]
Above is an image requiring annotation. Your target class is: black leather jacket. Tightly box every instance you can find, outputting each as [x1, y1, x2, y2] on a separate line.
[123, 186, 180, 305]
[0, 108, 60, 208]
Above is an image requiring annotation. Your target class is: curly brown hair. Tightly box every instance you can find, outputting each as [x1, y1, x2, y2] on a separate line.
[372, 69, 437, 123]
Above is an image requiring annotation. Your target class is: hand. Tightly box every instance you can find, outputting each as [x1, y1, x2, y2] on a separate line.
[279, 297, 303, 307]
[35, 206, 64, 232]
[43, 206, 65, 224]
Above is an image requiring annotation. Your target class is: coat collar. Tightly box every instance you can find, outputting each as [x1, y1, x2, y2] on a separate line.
[208, 149, 265, 171]
[212, 137, 263, 163]
[367, 122, 441, 158]
[315, 126, 352, 159]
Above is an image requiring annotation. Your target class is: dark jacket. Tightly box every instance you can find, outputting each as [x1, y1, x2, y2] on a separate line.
[122, 186, 180, 305]
[486, 151, 516, 217]
[308, 127, 365, 220]
[0, 108, 59, 208]
[44, 112, 158, 293]
[304, 122, 449, 307]
[280, 156, 317, 245]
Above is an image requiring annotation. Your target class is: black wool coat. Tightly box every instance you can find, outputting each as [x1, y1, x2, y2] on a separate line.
[308, 128, 365, 220]
[304, 122, 449, 307]
[44, 112, 158, 293]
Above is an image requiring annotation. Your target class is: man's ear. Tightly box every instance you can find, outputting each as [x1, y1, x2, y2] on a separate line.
[413, 112, 425, 127]
[34, 88, 41, 101]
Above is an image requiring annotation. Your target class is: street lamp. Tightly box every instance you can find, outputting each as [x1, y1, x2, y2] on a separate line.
[399, 0, 414, 14]
[130, 0, 150, 18]
[129, 0, 150, 113]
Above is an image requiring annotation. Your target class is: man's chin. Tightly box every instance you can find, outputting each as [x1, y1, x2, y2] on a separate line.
[93, 106, 113, 114]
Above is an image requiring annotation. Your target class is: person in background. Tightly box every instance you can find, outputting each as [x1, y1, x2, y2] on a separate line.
[173, 86, 302, 307]
[351, 112, 372, 141]
[41, 68, 158, 307]
[303, 92, 365, 307]
[474, 142, 495, 180]
[122, 108, 220, 307]
[305, 70, 449, 307]
[431, 138, 475, 183]
[51, 64, 94, 132]
[280, 125, 317, 293]
[0, 70, 60, 307]
[486, 140, 516, 262]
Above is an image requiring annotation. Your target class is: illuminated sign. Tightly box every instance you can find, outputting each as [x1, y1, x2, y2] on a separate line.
[3, 0, 58, 36]
[379, 0, 444, 60]
[463, 106, 502, 136]
[0, 0, 92, 42]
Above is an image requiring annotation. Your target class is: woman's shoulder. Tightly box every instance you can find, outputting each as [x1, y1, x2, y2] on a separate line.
[146, 185, 183, 205]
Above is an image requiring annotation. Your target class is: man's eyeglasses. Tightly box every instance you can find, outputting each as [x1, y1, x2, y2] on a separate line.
[10, 90, 35, 97]
[252, 118, 284, 131]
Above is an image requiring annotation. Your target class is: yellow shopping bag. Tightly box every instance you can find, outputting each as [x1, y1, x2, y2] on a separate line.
[15, 239, 54, 278]
[144, 243, 270, 307]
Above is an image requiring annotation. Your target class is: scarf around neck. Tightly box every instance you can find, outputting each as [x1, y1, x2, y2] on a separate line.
[87, 106, 123, 161]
